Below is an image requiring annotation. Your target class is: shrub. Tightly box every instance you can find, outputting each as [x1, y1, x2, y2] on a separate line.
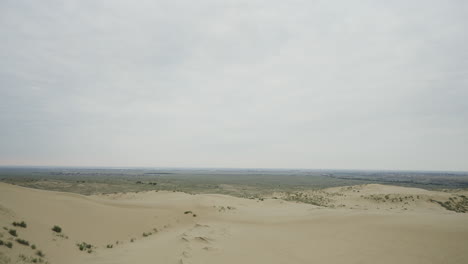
[52, 225, 62, 233]
[130, 238, 135, 242]
[36, 250, 45, 257]
[12, 221, 27, 228]
[0, 239, 3, 246]
[106, 244, 113, 248]
[16, 238, 30, 246]
[5, 241, 13, 248]
[31, 244, 36, 249]
[184, 211, 192, 214]
[77, 242, 93, 251]
[8, 229, 17, 237]
[142, 232, 152, 237]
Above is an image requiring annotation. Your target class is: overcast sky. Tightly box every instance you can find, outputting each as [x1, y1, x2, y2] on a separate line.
[1, 0, 467, 171]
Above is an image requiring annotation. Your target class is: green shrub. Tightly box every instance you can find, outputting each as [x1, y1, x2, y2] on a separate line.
[184, 211, 192, 214]
[8, 229, 17, 237]
[106, 244, 113, 248]
[77, 242, 93, 252]
[52, 225, 62, 233]
[16, 238, 30, 246]
[12, 221, 27, 228]
[31, 244, 36, 249]
[5, 241, 13, 248]
[36, 250, 45, 257]
[0, 239, 3, 246]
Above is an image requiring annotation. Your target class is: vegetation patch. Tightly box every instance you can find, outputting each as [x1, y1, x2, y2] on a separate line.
[18, 253, 45, 263]
[51, 225, 62, 233]
[8, 229, 17, 237]
[54, 233, 68, 239]
[283, 192, 331, 206]
[16, 238, 30, 246]
[431, 196, 468, 213]
[12, 221, 27, 228]
[76, 242, 94, 253]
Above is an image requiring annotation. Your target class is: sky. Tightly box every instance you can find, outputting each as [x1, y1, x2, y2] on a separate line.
[1, 0, 467, 171]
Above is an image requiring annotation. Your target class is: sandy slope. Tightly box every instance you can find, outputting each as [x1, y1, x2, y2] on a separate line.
[0, 182, 467, 264]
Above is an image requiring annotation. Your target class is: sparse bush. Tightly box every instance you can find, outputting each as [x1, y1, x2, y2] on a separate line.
[193, 214, 197, 217]
[0, 239, 3, 246]
[52, 225, 62, 233]
[31, 244, 36, 249]
[12, 221, 27, 228]
[77, 242, 93, 252]
[16, 238, 30, 246]
[130, 238, 135, 242]
[8, 229, 17, 237]
[36, 250, 45, 257]
[184, 211, 192, 214]
[142, 232, 152, 237]
[431, 197, 468, 213]
[5, 241, 13, 248]
[55, 233, 68, 239]
[106, 244, 113, 248]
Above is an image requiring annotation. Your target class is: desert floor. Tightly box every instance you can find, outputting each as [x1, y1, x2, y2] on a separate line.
[0, 182, 467, 264]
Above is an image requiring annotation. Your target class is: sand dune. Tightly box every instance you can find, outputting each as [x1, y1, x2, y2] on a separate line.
[1, 182, 467, 264]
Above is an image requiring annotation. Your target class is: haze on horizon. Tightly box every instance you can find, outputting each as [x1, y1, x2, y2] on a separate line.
[1, 0, 467, 171]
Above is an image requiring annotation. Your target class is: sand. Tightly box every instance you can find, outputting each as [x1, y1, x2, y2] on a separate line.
[0, 182, 467, 264]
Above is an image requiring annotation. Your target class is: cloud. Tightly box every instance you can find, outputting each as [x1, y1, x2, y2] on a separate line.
[1, 0, 467, 170]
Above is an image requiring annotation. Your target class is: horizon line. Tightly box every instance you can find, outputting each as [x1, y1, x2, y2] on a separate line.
[0, 165, 467, 174]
